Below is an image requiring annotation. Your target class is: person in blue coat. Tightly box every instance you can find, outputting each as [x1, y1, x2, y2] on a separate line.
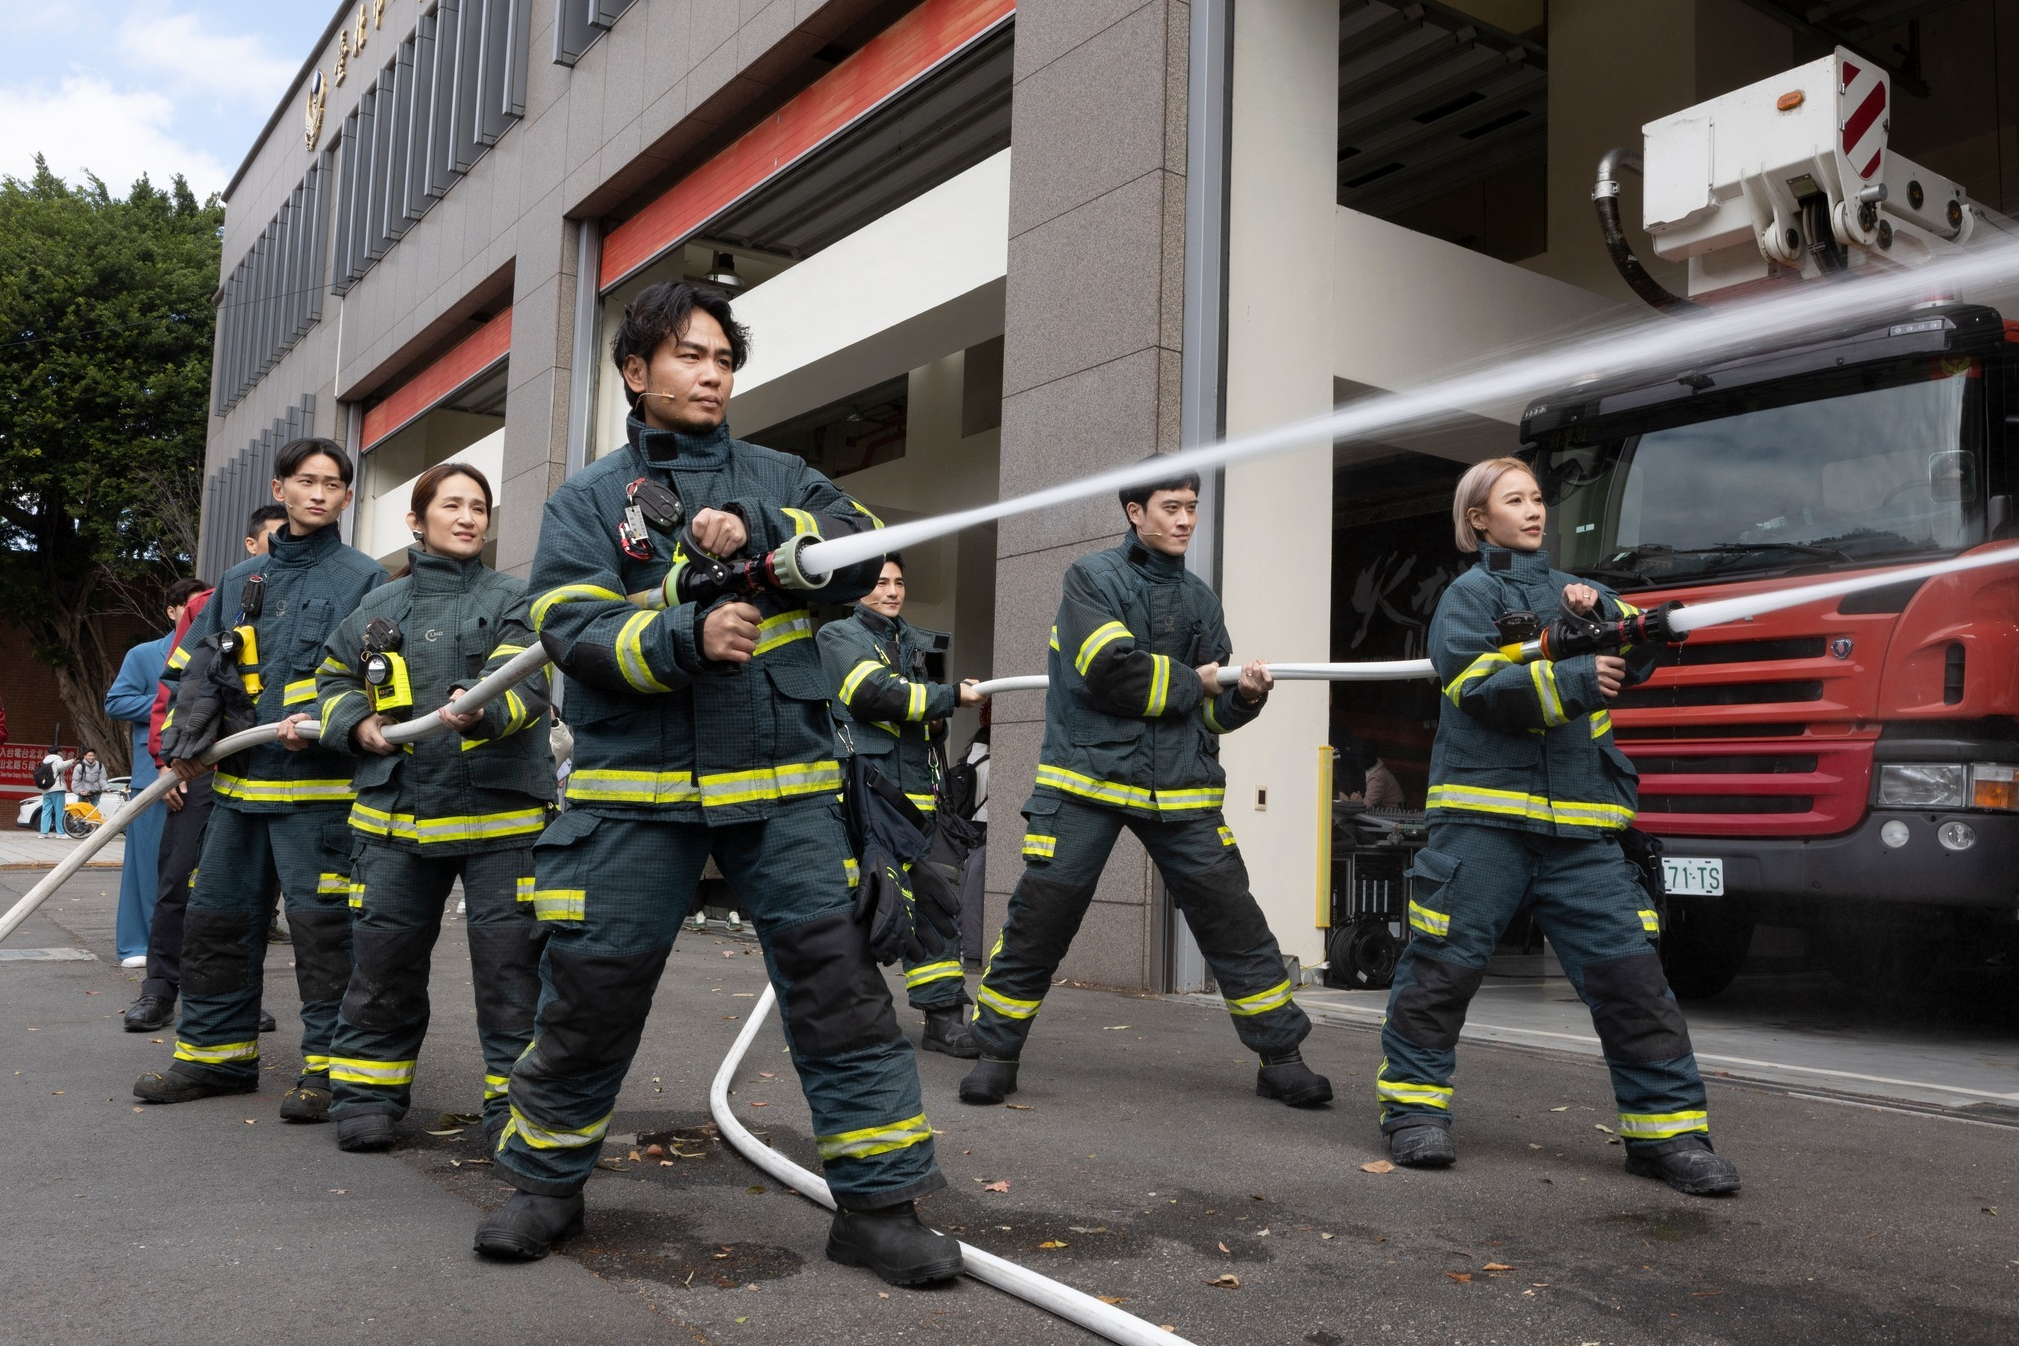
[103, 588, 196, 964]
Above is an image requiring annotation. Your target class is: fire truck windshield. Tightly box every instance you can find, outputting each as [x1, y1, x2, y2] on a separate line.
[1537, 360, 1983, 587]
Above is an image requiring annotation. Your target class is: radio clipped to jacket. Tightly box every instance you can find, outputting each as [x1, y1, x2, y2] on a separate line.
[219, 571, 268, 694]
[361, 616, 415, 719]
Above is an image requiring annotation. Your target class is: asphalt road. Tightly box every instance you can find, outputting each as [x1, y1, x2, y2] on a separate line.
[2, 869, 2015, 1346]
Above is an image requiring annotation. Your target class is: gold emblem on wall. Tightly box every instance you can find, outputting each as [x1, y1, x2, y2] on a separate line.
[355, 3, 369, 51]
[304, 68, 327, 150]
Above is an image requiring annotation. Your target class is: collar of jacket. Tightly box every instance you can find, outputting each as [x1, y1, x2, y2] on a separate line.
[852, 606, 902, 640]
[1477, 543, 1553, 578]
[628, 413, 733, 468]
[267, 522, 343, 567]
[1123, 534, 1188, 583]
[406, 547, 488, 594]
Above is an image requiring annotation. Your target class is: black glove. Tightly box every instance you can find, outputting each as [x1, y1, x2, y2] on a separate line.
[159, 635, 258, 766]
[844, 756, 940, 965]
[908, 812, 978, 956]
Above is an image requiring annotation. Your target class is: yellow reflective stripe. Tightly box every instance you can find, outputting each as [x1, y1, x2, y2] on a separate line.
[904, 960, 963, 989]
[1407, 900, 1450, 937]
[320, 689, 362, 725]
[1638, 908, 1661, 935]
[1377, 1059, 1452, 1109]
[1618, 1109, 1709, 1140]
[839, 661, 883, 705]
[303, 1054, 331, 1075]
[565, 769, 699, 806]
[348, 879, 364, 909]
[328, 1057, 417, 1086]
[754, 609, 812, 656]
[1048, 625, 1060, 653]
[533, 889, 585, 922]
[697, 759, 841, 807]
[484, 1073, 510, 1100]
[1075, 621, 1131, 676]
[167, 645, 192, 671]
[1156, 786, 1225, 811]
[1424, 785, 1633, 830]
[904, 792, 938, 816]
[501, 1104, 610, 1150]
[1589, 709, 1613, 739]
[1617, 600, 1643, 617]
[282, 677, 317, 706]
[213, 773, 356, 804]
[531, 583, 624, 631]
[1531, 660, 1569, 727]
[161, 709, 176, 731]
[843, 857, 860, 889]
[976, 983, 1041, 1020]
[1021, 833, 1057, 859]
[174, 1039, 258, 1064]
[1202, 697, 1228, 734]
[816, 1112, 932, 1162]
[1034, 763, 1224, 815]
[1145, 654, 1170, 717]
[319, 655, 349, 674]
[516, 875, 535, 904]
[348, 803, 549, 845]
[317, 871, 349, 896]
[847, 499, 885, 529]
[614, 609, 673, 693]
[1217, 825, 1237, 849]
[488, 643, 528, 660]
[906, 680, 926, 721]
[1224, 980, 1294, 1017]
[780, 507, 823, 539]
[1443, 652, 1511, 707]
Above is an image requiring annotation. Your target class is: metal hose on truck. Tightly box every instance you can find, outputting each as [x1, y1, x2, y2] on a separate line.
[0, 645, 552, 945]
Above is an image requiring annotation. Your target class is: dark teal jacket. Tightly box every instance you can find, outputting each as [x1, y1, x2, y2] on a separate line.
[1031, 537, 1264, 820]
[817, 606, 956, 814]
[1426, 545, 1657, 836]
[316, 549, 554, 854]
[527, 416, 883, 823]
[163, 523, 387, 812]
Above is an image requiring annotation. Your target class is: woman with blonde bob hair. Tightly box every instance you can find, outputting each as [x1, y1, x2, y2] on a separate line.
[1373, 454, 1739, 1197]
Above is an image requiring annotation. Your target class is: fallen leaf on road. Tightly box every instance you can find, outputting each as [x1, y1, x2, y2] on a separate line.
[329, 1189, 347, 1194]
[244, 1119, 255, 1125]
[982, 1180, 1010, 1193]
[149, 1038, 163, 1044]
[660, 1161, 674, 1168]
[722, 951, 735, 958]
[759, 1072, 775, 1079]
[1040, 1240, 1067, 1249]
[1102, 1025, 1131, 1030]
[1097, 1295, 1128, 1306]
[1360, 1160, 1395, 1174]
[1005, 1103, 1033, 1110]
[1217, 1242, 1231, 1254]
[425, 1129, 464, 1137]
[749, 1101, 770, 1107]
[1549, 1106, 1569, 1112]
[1256, 1228, 1271, 1236]
[1446, 1272, 1472, 1284]
[1320, 1233, 1335, 1240]
[131, 1107, 143, 1114]
[1594, 1124, 1614, 1134]
[877, 1291, 890, 1299]
[1530, 1143, 1543, 1149]
[51, 1090, 63, 1095]
[596, 1158, 623, 1171]
[746, 1185, 765, 1194]
[1483, 1262, 1515, 1271]
[1068, 1226, 1108, 1234]
[1206, 1275, 1240, 1289]
[1983, 1207, 1999, 1216]
[645, 1144, 665, 1158]
[439, 1112, 481, 1126]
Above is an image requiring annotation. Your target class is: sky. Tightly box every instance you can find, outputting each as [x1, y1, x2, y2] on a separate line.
[0, 1, 338, 200]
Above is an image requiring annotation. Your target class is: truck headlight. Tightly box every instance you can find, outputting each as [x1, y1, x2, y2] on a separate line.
[1968, 763, 2018, 812]
[1877, 764, 1967, 808]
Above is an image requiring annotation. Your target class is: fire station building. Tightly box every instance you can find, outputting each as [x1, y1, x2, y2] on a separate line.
[207, 0, 2019, 993]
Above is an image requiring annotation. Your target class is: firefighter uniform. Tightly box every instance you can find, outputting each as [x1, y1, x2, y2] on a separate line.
[816, 606, 966, 1010]
[316, 548, 554, 1135]
[498, 415, 943, 1210]
[1378, 544, 1714, 1156]
[971, 538, 1311, 1062]
[154, 524, 387, 1097]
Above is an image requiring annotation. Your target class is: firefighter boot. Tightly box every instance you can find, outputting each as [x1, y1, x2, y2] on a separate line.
[473, 1190, 586, 1260]
[133, 1068, 257, 1104]
[921, 1006, 981, 1059]
[957, 1057, 1019, 1105]
[1389, 1124, 1457, 1168]
[1625, 1136, 1740, 1196]
[280, 1075, 332, 1123]
[1255, 1049, 1333, 1107]
[335, 1111, 397, 1152]
[826, 1201, 964, 1287]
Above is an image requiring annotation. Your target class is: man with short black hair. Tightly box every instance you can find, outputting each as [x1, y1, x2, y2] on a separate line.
[135, 438, 386, 1118]
[959, 468, 1332, 1111]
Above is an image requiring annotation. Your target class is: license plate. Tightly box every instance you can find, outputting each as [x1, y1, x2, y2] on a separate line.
[1661, 857, 1725, 897]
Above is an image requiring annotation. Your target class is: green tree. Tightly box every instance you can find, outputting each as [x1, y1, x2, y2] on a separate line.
[0, 157, 221, 773]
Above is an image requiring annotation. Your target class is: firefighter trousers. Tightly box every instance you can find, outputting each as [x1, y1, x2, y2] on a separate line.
[170, 804, 354, 1088]
[496, 797, 943, 1208]
[972, 795, 1309, 1061]
[1378, 822, 1711, 1154]
[329, 842, 544, 1132]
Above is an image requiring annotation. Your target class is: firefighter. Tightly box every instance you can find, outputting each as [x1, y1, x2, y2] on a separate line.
[315, 462, 553, 1153]
[959, 467, 1332, 1110]
[475, 282, 960, 1287]
[817, 552, 987, 1057]
[1376, 457, 1739, 1196]
[135, 438, 387, 1121]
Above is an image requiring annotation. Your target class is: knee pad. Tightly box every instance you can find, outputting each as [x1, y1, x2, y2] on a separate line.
[1388, 954, 1485, 1050]
[1582, 953, 1693, 1063]
[180, 911, 259, 997]
[467, 924, 543, 1032]
[341, 924, 438, 1028]
[770, 911, 900, 1059]
[289, 908, 357, 1004]
[537, 944, 672, 1073]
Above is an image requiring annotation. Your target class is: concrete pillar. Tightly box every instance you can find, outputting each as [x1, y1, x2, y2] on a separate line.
[989, 0, 1193, 992]
[1215, 0, 1340, 967]
[496, 212, 577, 577]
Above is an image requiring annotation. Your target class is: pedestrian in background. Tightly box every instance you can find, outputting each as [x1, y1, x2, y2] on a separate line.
[105, 592, 187, 968]
[35, 747, 74, 838]
[72, 750, 108, 805]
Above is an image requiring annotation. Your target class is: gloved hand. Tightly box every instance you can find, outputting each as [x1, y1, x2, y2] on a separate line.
[158, 635, 258, 767]
[844, 756, 942, 966]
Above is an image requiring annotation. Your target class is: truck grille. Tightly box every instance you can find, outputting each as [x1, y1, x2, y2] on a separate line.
[1613, 680, 1825, 708]
[1625, 738, 1873, 838]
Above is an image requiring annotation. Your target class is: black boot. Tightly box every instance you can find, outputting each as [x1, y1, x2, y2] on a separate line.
[133, 1068, 256, 1104]
[826, 1202, 963, 1286]
[1389, 1124, 1457, 1167]
[280, 1075, 331, 1123]
[1255, 1050, 1333, 1107]
[1625, 1136, 1740, 1196]
[335, 1111, 397, 1152]
[257, 1010, 277, 1033]
[473, 1190, 586, 1260]
[957, 1057, 1019, 1105]
[920, 1005, 981, 1059]
[122, 995, 175, 1032]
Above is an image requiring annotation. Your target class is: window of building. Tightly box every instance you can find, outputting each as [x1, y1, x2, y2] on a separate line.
[214, 156, 333, 415]
[553, 0, 635, 68]
[744, 375, 910, 480]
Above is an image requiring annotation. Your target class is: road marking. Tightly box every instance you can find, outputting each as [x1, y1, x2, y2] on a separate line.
[0, 948, 98, 962]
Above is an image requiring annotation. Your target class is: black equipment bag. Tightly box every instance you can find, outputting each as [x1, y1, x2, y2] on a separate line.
[1619, 827, 1668, 934]
[157, 635, 259, 769]
[843, 755, 959, 965]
